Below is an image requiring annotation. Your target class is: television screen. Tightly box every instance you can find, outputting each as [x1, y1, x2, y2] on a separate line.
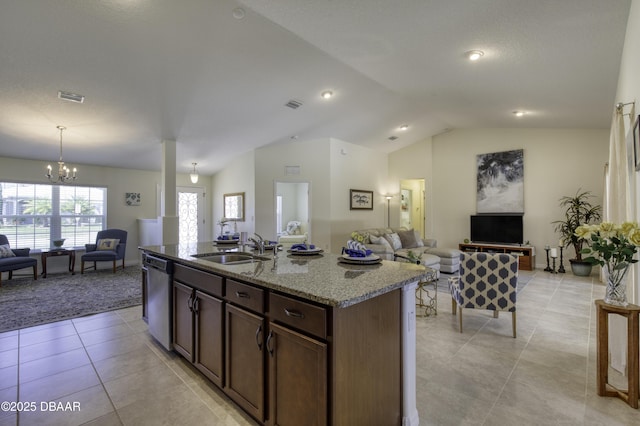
[470, 215, 523, 244]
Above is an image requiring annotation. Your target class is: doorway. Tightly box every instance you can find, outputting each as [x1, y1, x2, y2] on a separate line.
[399, 179, 425, 237]
[275, 181, 310, 239]
[177, 186, 205, 245]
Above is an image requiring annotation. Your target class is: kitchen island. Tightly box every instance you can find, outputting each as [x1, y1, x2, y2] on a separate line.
[140, 242, 428, 426]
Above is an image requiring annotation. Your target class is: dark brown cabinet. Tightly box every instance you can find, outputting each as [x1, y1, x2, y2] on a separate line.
[267, 322, 327, 426]
[172, 264, 225, 388]
[173, 281, 194, 360]
[225, 303, 265, 421]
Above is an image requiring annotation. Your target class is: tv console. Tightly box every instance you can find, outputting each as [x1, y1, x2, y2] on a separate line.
[458, 242, 535, 271]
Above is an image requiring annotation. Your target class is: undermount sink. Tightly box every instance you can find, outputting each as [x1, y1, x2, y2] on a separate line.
[191, 252, 269, 265]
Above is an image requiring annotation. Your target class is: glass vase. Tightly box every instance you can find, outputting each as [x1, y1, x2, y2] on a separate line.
[604, 265, 629, 307]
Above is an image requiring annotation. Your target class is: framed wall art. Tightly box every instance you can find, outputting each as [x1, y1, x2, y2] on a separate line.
[476, 149, 524, 213]
[125, 192, 141, 206]
[634, 115, 640, 171]
[350, 189, 373, 210]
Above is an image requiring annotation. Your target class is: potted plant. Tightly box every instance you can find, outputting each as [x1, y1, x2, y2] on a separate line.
[552, 190, 601, 276]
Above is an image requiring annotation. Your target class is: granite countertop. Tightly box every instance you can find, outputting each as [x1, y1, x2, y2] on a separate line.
[140, 242, 432, 308]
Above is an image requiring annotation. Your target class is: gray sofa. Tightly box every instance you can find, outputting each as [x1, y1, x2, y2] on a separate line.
[350, 227, 461, 274]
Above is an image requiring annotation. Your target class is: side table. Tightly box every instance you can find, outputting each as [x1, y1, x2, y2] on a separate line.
[595, 299, 640, 409]
[416, 268, 439, 317]
[41, 248, 76, 278]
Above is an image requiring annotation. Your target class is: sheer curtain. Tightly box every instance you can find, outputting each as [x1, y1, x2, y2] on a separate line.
[604, 103, 636, 372]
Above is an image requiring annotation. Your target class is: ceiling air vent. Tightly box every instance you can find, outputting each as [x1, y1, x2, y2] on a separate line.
[58, 90, 85, 104]
[285, 99, 303, 109]
[388, 136, 398, 141]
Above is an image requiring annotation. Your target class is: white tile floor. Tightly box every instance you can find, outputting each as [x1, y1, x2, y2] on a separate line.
[1, 270, 640, 425]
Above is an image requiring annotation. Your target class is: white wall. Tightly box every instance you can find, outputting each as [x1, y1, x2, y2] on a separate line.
[430, 128, 609, 267]
[254, 139, 331, 250]
[211, 150, 255, 237]
[329, 139, 389, 252]
[614, 0, 640, 303]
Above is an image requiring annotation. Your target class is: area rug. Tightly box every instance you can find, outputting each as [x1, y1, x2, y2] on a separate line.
[0, 266, 142, 333]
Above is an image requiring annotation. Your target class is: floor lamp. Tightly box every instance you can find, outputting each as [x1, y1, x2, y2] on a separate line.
[386, 195, 392, 228]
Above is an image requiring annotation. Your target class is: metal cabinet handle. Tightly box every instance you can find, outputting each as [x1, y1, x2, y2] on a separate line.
[266, 330, 274, 356]
[187, 294, 194, 312]
[193, 297, 200, 314]
[284, 308, 305, 319]
[255, 325, 263, 350]
[235, 291, 250, 299]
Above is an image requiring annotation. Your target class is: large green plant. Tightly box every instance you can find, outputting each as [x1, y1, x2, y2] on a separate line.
[552, 190, 601, 261]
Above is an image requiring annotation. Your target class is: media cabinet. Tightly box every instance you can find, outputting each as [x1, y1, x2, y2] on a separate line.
[458, 242, 535, 271]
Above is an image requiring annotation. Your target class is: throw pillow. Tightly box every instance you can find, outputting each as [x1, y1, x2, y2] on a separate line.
[384, 233, 402, 250]
[413, 230, 424, 247]
[97, 238, 120, 251]
[397, 229, 419, 249]
[0, 244, 16, 258]
[370, 234, 392, 251]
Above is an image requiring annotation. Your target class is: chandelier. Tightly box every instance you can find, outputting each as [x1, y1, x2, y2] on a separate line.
[46, 125, 77, 183]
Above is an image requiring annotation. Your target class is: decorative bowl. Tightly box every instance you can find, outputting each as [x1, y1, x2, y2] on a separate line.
[52, 239, 65, 248]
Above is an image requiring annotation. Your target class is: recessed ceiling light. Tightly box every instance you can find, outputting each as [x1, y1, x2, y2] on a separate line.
[321, 90, 333, 99]
[399, 124, 409, 131]
[232, 7, 245, 19]
[513, 111, 525, 117]
[465, 50, 484, 61]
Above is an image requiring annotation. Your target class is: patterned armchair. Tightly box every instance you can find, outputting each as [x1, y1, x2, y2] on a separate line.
[449, 252, 518, 337]
[81, 229, 127, 274]
[0, 234, 37, 286]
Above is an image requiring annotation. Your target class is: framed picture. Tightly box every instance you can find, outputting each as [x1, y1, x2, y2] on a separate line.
[476, 149, 524, 213]
[634, 115, 640, 171]
[125, 192, 141, 206]
[350, 189, 373, 210]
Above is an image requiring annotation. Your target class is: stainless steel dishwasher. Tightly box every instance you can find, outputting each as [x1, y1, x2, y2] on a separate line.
[144, 254, 173, 350]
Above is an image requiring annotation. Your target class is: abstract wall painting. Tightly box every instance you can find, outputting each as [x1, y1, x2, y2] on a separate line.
[476, 149, 524, 213]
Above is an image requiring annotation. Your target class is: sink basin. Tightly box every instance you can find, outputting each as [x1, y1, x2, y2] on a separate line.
[191, 252, 270, 265]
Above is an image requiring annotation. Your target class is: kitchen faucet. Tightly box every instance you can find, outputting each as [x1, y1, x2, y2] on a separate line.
[249, 233, 265, 254]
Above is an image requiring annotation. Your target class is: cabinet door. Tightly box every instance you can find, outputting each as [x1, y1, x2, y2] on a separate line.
[267, 322, 327, 426]
[173, 281, 194, 361]
[225, 304, 265, 422]
[194, 290, 224, 387]
[141, 267, 148, 322]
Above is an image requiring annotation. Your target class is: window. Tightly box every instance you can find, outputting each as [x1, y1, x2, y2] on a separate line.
[0, 182, 107, 250]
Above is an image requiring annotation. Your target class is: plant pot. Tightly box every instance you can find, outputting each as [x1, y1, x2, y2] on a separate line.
[569, 259, 593, 276]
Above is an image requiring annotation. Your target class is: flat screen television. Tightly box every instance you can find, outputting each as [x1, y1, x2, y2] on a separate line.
[470, 215, 523, 245]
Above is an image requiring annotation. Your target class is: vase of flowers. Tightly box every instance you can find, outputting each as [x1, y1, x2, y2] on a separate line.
[576, 222, 640, 306]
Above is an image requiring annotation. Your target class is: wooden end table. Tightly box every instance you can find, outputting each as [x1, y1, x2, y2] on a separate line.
[41, 248, 76, 278]
[595, 299, 640, 408]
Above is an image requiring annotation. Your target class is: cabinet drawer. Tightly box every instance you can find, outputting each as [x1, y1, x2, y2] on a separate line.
[226, 279, 264, 313]
[269, 293, 327, 340]
[174, 264, 223, 297]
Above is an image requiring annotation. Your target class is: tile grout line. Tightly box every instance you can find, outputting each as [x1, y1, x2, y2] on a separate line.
[480, 270, 562, 425]
[71, 318, 125, 426]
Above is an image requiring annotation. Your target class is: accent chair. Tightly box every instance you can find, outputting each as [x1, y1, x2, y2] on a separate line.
[449, 252, 518, 337]
[0, 234, 37, 286]
[81, 229, 128, 274]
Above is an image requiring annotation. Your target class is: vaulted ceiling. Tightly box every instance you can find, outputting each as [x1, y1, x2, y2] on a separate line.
[0, 0, 631, 176]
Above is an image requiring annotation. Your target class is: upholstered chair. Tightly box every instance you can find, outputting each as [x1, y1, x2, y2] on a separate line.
[449, 252, 518, 337]
[0, 234, 37, 286]
[81, 229, 127, 274]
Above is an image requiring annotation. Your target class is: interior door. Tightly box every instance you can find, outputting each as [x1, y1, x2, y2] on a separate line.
[177, 187, 204, 245]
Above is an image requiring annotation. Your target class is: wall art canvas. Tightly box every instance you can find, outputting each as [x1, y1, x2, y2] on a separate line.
[476, 149, 524, 213]
[125, 192, 141, 206]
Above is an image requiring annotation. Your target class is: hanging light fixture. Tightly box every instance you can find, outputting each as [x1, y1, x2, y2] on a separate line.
[46, 126, 77, 183]
[190, 162, 199, 183]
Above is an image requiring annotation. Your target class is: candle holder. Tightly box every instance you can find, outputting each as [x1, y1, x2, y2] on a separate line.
[551, 256, 557, 273]
[558, 246, 566, 273]
[544, 247, 552, 272]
